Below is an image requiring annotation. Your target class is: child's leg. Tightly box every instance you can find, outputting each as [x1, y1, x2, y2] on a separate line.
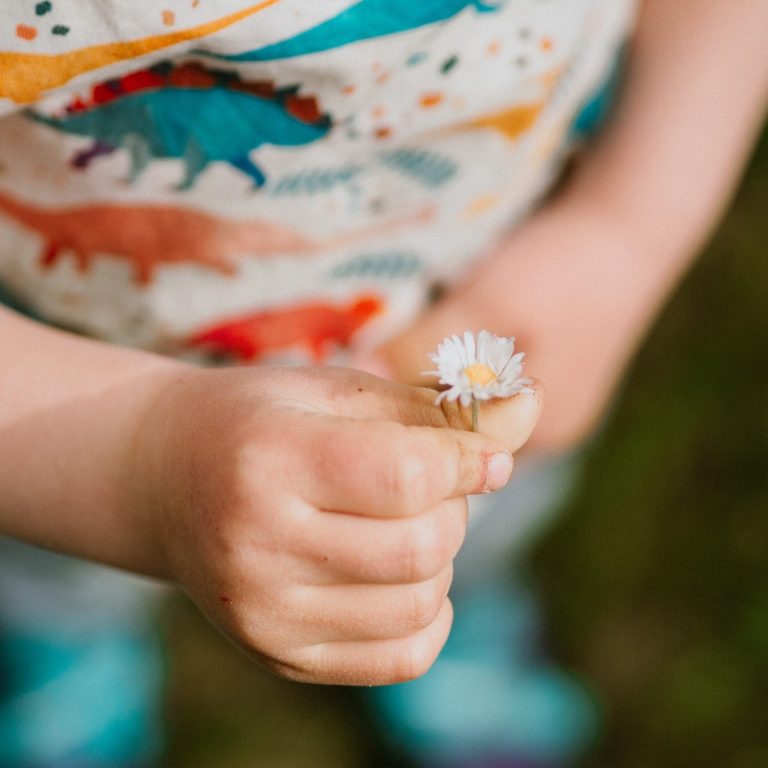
[0, 539, 166, 768]
[367, 454, 598, 768]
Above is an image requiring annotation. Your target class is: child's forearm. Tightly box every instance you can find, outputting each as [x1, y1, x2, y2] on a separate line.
[562, 0, 768, 275]
[0, 305, 186, 575]
[463, 0, 768, 344]
[373, 0, 768, 448]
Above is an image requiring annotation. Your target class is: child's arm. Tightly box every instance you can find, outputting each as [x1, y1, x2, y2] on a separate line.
[371, 0, 768, 452]
[0, 305, 181, 573]
[0, 304, 540, 684]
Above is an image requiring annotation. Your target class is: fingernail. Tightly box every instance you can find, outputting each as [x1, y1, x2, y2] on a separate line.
[484, 451, 513, 493]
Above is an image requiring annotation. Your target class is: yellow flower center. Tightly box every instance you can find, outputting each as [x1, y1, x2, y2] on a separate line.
[463, 363, 497, 387]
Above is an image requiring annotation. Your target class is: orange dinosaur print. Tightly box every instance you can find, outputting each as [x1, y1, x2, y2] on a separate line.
[0, 1, 281, 104]
[188, 296, 384, 362]
[0, 191, 430, 285]
[458, 101, 545, 142]
[451, 68, 566, 143]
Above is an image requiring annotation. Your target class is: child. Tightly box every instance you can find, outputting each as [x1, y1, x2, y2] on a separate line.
[1, 1, 766, 766]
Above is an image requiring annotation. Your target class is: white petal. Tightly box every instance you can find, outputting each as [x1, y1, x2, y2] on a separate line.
[449, 334, 465, 364]
[448, 389, 460, 404]
[463, 331, 476, 365]
[476, 330, 492, 367]
[498, 351, 524, 380]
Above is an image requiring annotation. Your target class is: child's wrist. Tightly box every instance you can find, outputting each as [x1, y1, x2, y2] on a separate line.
[114, 360, 199, 579]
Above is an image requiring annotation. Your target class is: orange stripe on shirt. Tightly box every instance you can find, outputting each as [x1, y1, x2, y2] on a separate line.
[0, 0, 280, 104]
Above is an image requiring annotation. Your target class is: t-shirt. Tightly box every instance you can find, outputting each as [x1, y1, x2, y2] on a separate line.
[0, 0, 637, 365]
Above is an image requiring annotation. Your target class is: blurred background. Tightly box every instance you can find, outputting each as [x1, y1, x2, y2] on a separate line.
[161, 126, 768, 768]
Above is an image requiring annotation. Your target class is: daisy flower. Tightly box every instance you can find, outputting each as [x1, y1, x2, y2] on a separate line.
[425, 330, 531, 429]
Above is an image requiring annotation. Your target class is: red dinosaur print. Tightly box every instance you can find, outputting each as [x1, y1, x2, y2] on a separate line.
[187, 295, 384, 362]
[0, 191, 431, 285]
[0, 192, 237, 283]
[66, 62, 322, 121]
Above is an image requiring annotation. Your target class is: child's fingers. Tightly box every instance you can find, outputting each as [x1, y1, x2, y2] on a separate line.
[331, 371, 544, 455]
[296, 497, 468, 585]
[426, 381, 544, 454]
[300, 416, 512, 517]
[278, 598, 454, 686]
[293, 564, 454, 643]
[329, 372, 450, 425]
[474, 381, 544, 453]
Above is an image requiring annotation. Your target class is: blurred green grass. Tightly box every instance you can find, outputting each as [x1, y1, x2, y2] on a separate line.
[532, 126, 768, 768]
[163, 127, 768, 768]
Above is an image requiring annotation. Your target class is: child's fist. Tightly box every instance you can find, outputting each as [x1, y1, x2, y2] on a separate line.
[134, 366, 541, 685]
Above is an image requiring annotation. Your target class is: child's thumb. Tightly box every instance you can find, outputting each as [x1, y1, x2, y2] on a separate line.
[440, 380, 544, 454]
[345, 375, 542, 460]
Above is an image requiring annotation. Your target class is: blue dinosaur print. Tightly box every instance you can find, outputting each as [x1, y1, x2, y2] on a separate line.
[380, 149, 458, 188]
[331, 251, 423, 279]
[208, 0, 503, 62]
[271, 165, 366, 196]
[27, 63, 332, 190]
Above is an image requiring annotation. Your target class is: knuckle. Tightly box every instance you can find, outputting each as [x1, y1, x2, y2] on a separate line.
[226, 593, 319, 681]
[206, 533, 254, 582]
[387, 450, 431, 513]
[262, 647, 320, 683]
[394, 634, 440, 683]
[397, 521, 447, 582]
[405, 579, 445, 629]
[229, 439, 267, 504]
[252, 630, 333, 684]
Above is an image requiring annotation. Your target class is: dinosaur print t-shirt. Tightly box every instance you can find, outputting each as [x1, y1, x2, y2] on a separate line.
[0, 0, 636, 364]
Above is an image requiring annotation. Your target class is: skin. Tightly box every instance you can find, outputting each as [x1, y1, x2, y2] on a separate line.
[1, 0, 767, 686]
[361, 0, 768, 453]
[0, 306, 541, 686]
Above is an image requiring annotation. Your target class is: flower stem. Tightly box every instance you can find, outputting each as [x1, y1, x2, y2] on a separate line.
[471, 399, 478, 432]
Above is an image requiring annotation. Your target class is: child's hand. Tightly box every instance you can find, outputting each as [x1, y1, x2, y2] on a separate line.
[135, 366, 541, 685]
